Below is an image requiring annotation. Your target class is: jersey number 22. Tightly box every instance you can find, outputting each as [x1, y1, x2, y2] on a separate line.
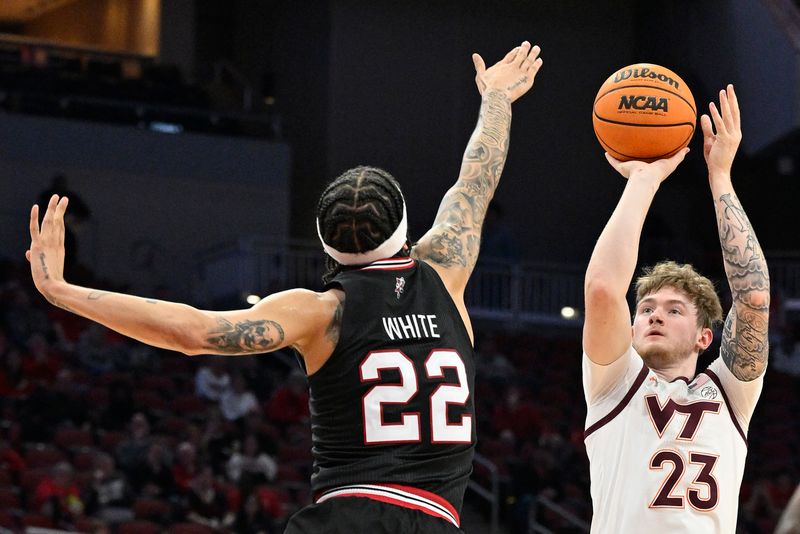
[360, 349, 472, 444]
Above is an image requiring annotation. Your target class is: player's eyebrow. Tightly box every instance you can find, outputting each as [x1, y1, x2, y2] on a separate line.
[637, 297, 688, 308]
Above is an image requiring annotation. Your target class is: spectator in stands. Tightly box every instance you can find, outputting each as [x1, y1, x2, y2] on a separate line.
[195, 360, 230, 402]
[233, 492, 276, 534]
[76, 323, 119, 375]
[22, 332, 62, 384]
[84, 452, 134, 524]
[114, 412, 152, 477]
[220, 371, 259, 422]
[129, 441, 174, 498]
[33, 461, 85, 526]
[171, 441, 199, 494]
[0, 344, 33, 398]
[266, 370, 308, 426]
[226, 433, 277, 493]
[185, 466, 235, 530]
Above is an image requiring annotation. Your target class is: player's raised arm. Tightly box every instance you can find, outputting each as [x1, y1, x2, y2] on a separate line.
[412, 41, 542, 293]
[702, 85, 770, 381]
[583, 150, 689, 365]
[27, 195, 338, 359]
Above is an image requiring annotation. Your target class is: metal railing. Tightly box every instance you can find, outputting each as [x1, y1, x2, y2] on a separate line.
[196, 238, 585, 324]
[467, 452, 501, 534]
[529, 494, 590, 533]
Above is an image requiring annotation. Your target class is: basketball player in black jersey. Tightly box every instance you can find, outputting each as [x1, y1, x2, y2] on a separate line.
[27, 41, 543, 533]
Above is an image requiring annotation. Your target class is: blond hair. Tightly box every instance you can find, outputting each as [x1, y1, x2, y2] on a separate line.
[635, 261, 723, 329]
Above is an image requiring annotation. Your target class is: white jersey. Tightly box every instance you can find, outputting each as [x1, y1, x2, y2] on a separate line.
[583, 347, 764, 533]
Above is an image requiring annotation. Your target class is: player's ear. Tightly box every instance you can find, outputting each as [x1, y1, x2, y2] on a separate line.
[696, 327, 713, 353]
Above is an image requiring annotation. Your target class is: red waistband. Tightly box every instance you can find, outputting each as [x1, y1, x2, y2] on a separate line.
[315, 483, 460, 527]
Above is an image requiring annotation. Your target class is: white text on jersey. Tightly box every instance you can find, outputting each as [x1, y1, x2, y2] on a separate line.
[382, 314, 440, 340]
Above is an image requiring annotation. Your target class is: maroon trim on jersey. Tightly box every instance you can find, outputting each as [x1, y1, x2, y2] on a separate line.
[359, 257, 416, 271]
[315, 482, 460, 527]
[703, 369, 748, 447]
[584, 361, 649, 439]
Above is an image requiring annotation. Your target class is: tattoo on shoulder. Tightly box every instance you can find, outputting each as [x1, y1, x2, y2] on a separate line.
[204, 317, 285, 354]
[325, 300, 344, 345]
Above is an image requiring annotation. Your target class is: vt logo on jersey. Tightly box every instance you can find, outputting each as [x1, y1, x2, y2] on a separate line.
[395, 277, 405, 298]
[645, 395, 721, 440]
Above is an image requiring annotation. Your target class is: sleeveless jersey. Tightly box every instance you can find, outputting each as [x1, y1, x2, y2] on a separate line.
[307, 257, 475, 522]
[583, 347, 764, 533]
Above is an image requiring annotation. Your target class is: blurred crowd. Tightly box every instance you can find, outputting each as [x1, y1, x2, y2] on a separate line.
[1, 257, 798, 533]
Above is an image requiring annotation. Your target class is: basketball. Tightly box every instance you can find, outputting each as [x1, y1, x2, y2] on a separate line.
[592, 63, 696, 162]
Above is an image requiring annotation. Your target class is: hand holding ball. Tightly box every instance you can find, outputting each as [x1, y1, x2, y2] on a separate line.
[592, 64, 696, 162]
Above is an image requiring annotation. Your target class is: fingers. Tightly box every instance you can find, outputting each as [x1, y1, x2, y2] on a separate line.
[700, 114, 714, 138]
[472, 53, 486, 76]
[502, 46, 520, 64]
[514, 41, 532, 67]
[708, 101, 725, 137]
[29, 204, 40, 241]
[726, 84, 740, 128]
[718, 88, 735, 132]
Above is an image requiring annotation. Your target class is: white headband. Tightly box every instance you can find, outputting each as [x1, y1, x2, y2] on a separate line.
[317, 191, 408, 266]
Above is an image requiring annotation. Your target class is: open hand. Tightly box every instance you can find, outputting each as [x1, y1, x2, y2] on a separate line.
[700, 84, 741, 177]
[26, 194, 69, 298]
[472, 41, 543, 103]
[605, 148, 689, 183]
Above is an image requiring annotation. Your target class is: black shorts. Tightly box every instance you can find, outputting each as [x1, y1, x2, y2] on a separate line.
[284, 496, 465, 534]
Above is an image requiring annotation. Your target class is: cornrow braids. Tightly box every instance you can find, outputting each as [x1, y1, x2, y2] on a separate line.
[317, 166, 410, 284]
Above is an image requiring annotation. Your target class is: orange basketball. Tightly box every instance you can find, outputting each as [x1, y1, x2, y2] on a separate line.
[592, 63, 696, 162]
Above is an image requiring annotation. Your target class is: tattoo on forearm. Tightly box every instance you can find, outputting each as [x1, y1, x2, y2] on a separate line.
[204, 317, 285, 354]
[38, 253, 50, 280]
[717, 194, 770, 309]
[420, 90, 512, 269]
[145, 299, 158, 304]
[88, 291, 109, 300]
[716, 192, 770, 380]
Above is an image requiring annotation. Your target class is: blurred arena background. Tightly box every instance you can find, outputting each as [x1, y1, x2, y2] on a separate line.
[0, 1, 798, 532]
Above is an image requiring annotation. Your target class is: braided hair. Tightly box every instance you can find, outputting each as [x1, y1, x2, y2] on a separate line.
[317, 166, 410, 284]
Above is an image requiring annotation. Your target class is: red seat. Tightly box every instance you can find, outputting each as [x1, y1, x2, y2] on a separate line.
[54, 427, 95, 449]
[20, 467, 50, 494]
[133, 498, 171, 522]
[119, 520, 162, 534]
[169, 522, 215, 534]
[24, 445, 67, 468]
[0, 487, 20, 508]
[0, 509, 16, 529]
[23, 513, 53, 528]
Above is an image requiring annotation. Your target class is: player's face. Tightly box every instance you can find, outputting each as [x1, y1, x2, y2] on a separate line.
[632, 287, 709, 368]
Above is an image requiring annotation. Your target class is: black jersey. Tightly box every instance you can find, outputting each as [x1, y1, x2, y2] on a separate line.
[307, 257, 476, 516]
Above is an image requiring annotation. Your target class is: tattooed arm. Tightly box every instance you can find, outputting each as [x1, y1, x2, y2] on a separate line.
[412, 41, 542, 291]
[702, 85, 770, 381]
[27, 196, 342, 366]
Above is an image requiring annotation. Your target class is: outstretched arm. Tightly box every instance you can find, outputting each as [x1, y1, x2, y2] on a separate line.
[27, 196, 339, 359]
[702, 85, 770, 381]
[582, 150, 689, 364]
[412, 41, 542, 292]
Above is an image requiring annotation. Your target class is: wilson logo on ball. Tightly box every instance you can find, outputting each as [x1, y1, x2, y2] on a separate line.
[618, 96, 669, 112]
[613, 66, 680, 89]
[592, 63, 696, 162]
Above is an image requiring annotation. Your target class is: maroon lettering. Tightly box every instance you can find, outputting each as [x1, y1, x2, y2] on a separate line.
[645, 395, 721, 440]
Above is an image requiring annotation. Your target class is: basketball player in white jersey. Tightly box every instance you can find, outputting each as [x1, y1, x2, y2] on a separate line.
[582, 84, 769, 532]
